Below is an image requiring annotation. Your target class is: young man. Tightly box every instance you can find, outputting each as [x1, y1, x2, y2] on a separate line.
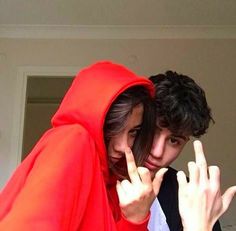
[147, 71, 222, 231]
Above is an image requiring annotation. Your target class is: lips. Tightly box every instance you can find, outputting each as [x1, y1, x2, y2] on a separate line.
[144, 159, 160, 171]
[110, 157, 121, 162]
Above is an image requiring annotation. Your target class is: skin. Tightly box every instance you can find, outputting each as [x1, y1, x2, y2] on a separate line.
[107, 108, 236, 228]
[107, 103, 144, 164]
[116, 148, 167, 223]
[177, 140, 236, 231]
[145, 126, 236, 230]
[117, 139, 236, 230]
[144, 126, 189, 179]
[107, 103, 167, 223]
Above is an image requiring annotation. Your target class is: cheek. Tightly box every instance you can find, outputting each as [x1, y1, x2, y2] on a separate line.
[106, 141, 113, 157]
[165, 148, 181, 164]
[128, 137, 135, 148]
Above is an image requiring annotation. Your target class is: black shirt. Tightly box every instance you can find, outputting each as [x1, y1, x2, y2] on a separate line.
[158, 167, 222, 231]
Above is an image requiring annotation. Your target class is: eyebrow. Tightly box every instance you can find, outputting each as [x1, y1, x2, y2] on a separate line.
[130, 125, 142, 131]
[171, 134, 189, 141]
[156, 125, 189, 141]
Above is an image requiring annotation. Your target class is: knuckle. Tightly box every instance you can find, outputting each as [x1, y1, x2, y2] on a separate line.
[137, 166, 148, 173]
[137, 167, 150, 177]
[199, 161, 207, 168]
[199, 185, 210, 195]
[119, 201, 129, 208]
[141, 185, 153, 196]
[128, 167, 136, 175]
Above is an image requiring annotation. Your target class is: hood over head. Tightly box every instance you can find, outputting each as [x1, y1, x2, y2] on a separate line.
[51, 61, 154, 178]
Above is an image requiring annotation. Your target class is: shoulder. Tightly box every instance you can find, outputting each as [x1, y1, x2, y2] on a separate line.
[42, 124, 94, 149]
[31, 124, 97, 166]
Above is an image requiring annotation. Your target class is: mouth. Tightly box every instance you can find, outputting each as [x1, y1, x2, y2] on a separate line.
[144, 159, 160, 171]
[110, 156, 122, 163]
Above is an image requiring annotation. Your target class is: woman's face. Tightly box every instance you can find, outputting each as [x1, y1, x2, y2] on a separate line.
[107, 103, 144, 164]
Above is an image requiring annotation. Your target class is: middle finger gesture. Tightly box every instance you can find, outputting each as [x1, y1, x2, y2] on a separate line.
[116, 148, 167, 223]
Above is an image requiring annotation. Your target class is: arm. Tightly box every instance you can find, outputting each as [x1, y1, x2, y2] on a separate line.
[177, 140, 236, 231]
[0, 126, 96, 230]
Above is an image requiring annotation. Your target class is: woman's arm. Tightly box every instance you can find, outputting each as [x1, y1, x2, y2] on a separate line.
[0, 126, 97, 230]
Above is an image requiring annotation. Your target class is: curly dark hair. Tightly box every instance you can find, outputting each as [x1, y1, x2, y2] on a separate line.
[149, 71, 214, 137]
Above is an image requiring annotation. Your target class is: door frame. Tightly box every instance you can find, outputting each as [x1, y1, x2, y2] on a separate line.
[10, 66, 80, 172]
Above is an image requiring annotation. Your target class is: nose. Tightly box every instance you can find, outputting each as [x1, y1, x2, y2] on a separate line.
[150, 134, 165, 159]
[113, 134, 130, 154]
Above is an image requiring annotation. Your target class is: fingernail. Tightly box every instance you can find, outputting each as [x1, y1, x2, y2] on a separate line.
[193, 140, 201, 146]
[162, 167, 168, 173]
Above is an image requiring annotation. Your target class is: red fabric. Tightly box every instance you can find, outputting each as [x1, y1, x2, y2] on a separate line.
[0, 61, 154, 230]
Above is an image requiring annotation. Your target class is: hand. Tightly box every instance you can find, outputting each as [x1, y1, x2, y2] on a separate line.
[177, 140, 236, 231]
[116, 148, 167, 223]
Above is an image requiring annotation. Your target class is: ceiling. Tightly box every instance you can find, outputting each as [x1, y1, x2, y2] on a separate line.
[0, 0, 236, 26]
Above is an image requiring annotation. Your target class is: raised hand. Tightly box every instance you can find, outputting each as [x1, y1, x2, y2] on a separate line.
[116, 148, 167, 223]
[177, 140, 236, 231]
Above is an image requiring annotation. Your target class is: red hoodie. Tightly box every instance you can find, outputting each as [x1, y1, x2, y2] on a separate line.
[0, 61, 154, 230]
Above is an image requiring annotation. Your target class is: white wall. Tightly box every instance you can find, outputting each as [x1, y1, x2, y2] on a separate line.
[0, 38, 235, 227]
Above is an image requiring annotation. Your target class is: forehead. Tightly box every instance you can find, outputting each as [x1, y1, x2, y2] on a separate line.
[128, 103, 143, 121]
[106, 105, 143, 142]
[155, 118, 193, 137]
[131, 103, 144, 116]
[155, 126, 190, 141]
[121, 104, 143, 129]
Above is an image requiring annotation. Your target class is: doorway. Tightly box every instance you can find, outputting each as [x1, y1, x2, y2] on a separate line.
[21, 76, 73, 160]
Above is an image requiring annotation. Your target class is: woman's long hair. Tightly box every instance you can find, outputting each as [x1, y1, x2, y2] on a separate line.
[104, 86, 156, 179]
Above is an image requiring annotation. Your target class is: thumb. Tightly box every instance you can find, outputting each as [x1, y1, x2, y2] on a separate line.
[152, 168, 168, 195]
[116, 180, 126, 203]
[222, 185, 236, 213]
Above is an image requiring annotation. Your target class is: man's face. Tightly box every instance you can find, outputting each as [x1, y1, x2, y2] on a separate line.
[144, 126, 189, 179]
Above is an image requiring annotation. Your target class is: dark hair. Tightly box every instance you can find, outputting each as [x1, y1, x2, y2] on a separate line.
[149, 71, 214, 137]
[104, 85, 155, 178]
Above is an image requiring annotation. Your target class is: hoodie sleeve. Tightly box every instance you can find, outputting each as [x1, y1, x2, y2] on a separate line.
[116, 212, 150, 231]
[0, 125, 97, 231]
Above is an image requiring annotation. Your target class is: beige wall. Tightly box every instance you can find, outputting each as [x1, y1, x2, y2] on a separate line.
[0, 38, 235, 227]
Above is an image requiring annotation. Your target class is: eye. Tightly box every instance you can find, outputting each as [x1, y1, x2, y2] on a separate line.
[169, 136, 184, 146]
[129, 128, 140, 138]
[169, 137, 179, 144]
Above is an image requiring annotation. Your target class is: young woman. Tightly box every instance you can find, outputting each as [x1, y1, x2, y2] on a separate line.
[0, 61, 163, 230]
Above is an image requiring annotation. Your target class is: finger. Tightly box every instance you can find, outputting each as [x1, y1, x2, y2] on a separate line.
[137, 167, 152, 185]
[152, 168, 168, 195]
[116, 180, 128, 204]
[208, 165, 220, 189]
[125, 148, 140, 184]
[177, 170, 188, 193]
[188, 161, 200, 185]
[177, 171, 188, 206]
[120, 179, 133, 194]
[221, 186, 236, 213]
[193, 140, 208, 183]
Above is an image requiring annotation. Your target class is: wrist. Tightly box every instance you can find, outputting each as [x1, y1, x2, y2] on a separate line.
[183, 224, 213, 231]
[122, 211, 150, 224]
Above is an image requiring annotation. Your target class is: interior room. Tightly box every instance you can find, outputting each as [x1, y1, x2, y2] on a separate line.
[0, 0, 235, 229]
